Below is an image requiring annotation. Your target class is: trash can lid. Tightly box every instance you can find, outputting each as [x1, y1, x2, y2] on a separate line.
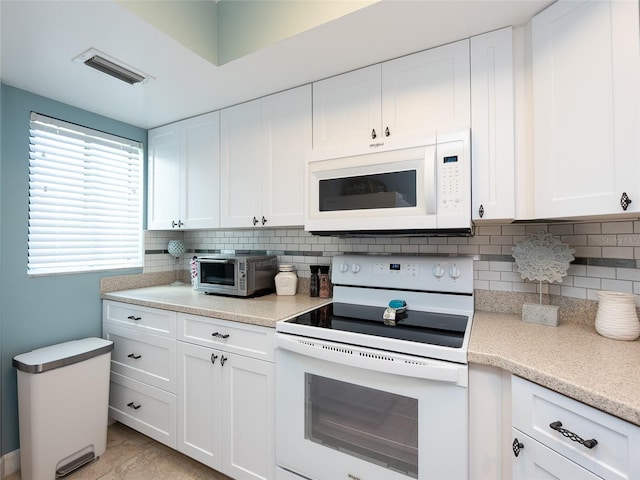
[13, 337, 114, 374]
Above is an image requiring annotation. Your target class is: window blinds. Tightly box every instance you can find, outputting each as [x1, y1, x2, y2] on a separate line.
[28, 112, 143, 275]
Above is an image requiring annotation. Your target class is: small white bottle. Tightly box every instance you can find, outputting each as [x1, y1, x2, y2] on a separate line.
[275, 265, 298, 296]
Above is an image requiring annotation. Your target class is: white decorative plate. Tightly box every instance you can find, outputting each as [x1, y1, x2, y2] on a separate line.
[512, 232, 575, 283]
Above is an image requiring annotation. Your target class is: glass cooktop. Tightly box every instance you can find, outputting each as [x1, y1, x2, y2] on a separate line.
[285, 302, 468, 348]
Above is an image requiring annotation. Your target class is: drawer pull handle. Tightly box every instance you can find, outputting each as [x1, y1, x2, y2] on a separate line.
[127, 353, 141, 360]
[211, 353, 218, 364]
[221, 355, 227, 366]
[127, 402, 141, 410]
[127, 315, 142, 321]
[211, 332, 230, 339]
[549, 421, 598, 449]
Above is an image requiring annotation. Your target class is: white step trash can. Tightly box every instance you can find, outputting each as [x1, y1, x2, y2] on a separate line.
[13, 337, 114, 480]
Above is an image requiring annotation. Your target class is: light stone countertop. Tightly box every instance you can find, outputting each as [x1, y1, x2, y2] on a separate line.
[469, 311, 640, 426]
[102, 285, 640, 427]
[101, 285, 331, 328]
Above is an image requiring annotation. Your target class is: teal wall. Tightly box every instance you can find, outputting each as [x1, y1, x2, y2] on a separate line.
[0, 84, 147, 455]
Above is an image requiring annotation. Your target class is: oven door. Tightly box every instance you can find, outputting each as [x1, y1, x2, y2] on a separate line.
[197, 258, 239, 295]
[275, 333, 468, 480]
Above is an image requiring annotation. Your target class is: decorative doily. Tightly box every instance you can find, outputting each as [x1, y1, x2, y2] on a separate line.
[512, 232, 575, 283]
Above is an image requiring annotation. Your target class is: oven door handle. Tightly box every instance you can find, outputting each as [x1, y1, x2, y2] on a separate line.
[276, 333, 467, 386]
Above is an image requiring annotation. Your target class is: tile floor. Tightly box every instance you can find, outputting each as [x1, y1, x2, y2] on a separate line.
[5, 422, 232, 480]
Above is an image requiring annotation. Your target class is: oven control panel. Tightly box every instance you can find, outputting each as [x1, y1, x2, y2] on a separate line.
[332, 254, 473, 294]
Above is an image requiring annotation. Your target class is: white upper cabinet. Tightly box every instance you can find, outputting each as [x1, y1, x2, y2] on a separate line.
[471, 27, 515, 222]
[312, 40, 470, 154]
[220, 85, 311, 228]
[147, 112, 220, 230]
[532, 0, 640, 219]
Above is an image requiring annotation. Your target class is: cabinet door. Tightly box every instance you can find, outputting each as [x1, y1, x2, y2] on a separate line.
[382, 39, 470, 146]
[180, 111, 220, 229]
[176, 341, 223, 470]
[512, 429, 600, 480]
[147, 123, 180, 230]
[222, 354, 275, 480]
[220, 100, 262, 228]
[532, 0, 640, 218]
[261, 85, 311, 227]
[312, 64, 381, 152]
[471, 27, 515, 222]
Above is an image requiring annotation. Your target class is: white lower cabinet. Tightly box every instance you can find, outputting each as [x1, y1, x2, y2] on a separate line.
[177, 341, 275, 480]
[103, 300, 276, 480]
[511, 375, 640, 480]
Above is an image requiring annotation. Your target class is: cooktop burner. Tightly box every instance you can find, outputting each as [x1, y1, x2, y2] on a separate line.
[285, 302, 468, 348]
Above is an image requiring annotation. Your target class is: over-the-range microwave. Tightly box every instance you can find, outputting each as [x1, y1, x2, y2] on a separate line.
[305, 129, 472, 236]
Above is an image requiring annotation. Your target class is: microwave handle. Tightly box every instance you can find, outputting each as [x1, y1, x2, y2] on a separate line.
[424, 145, 437, 214]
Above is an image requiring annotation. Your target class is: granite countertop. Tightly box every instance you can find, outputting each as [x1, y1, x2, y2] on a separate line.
[102, 285, 640, 427]
[102, 285, 331, 328]
[469, 311, 640, 427]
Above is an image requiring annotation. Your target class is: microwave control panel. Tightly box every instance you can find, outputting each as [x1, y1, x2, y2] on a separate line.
[437, 140, 465, 215]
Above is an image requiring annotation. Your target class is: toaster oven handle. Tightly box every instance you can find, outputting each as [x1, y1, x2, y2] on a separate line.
[201, 259, 231, 264]
[424, 144, 437, 215]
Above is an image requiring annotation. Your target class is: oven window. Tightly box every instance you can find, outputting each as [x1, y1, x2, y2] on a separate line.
[319, 170, 417, 212]
[200, 262, 235, 286]
[305, 373, 418, 478]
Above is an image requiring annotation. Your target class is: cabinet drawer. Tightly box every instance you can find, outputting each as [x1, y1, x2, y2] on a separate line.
[109, 372, 176, 448]
[512, 375, 640, 480]
[177, 313, 274, 361]
[512, 428, 600, 479]
[103, 300, 176, 337]
[104, 323, 176, 392]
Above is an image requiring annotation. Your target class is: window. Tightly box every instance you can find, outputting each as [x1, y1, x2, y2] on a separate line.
[28, 112, 143, 276]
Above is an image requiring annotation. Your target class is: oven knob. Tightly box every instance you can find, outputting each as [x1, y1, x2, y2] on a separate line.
[351, 263, 361, 273]
[339, 262, 349, 273]
[432, 264, 445, 278]
[449, 264, 461, 279]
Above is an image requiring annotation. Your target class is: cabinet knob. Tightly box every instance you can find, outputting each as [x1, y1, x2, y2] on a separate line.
[549, 421, 598, 449]
[252, 216, 259, 226]
[220, 355, 228, 366]
[371, 129, 377, 139]
[261, 216, 267, 226]
[620, 192, 632, 211]
[478, 204, 484, 218]
[385, 127, 390, 137]
[512, 438, 524, 457]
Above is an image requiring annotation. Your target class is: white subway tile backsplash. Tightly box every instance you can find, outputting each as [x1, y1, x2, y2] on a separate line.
[143, 219, 640, 300]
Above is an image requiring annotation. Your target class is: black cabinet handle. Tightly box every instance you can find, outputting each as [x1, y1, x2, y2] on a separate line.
[371, 129, 377, 139]
[127, 401, 141, 410]
[127, 315, 141, 321]
[385, 127, 390, 137]
[512, 438, 524, 457]
[549, 421, 598, 449]
[211, 353, 218, 364]
[220, 355, 227, 366]
[127, 353, 141, 360]
[211, 332, 230, 339]
[478, 204, 484, 218]
[252, 216, 258, 226]
[261, 216, 267, 226]
[620, 192, 632, 211]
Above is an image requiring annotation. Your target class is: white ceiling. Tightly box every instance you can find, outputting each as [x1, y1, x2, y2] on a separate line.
[0, 0, 553, 130]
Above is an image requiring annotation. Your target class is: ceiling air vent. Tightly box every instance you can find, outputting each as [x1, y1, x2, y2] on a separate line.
[72, 48, 152, 85]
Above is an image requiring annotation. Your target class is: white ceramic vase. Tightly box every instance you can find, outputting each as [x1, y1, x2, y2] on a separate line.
[595, 291, 640, 341]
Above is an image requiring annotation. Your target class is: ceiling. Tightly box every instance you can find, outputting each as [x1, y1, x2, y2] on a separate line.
[0, 0, 553, 130]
